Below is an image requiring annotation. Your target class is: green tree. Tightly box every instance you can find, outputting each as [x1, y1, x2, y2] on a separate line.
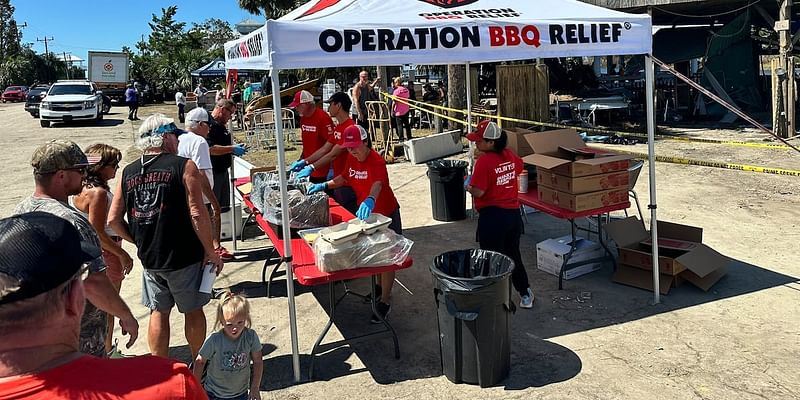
[130, 6, 211, 94]
[192, 18, 236, 56]
[238, 0, 298, 19]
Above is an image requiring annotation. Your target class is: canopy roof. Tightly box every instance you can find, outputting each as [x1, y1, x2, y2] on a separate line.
[225, 0, 652, 70]
[191, 57, 249, 77]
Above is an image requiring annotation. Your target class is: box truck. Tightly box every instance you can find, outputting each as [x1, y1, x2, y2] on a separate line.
[87, 51, 129, 105]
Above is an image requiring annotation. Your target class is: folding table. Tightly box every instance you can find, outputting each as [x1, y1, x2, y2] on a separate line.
[240, 192, 413, 379]
[518, 188, 630, 289]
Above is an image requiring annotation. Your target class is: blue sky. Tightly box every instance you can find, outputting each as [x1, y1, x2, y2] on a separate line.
[12, 1, 262, 63]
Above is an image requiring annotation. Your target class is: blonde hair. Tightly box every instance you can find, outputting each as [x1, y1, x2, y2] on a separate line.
[216, 292, 252, 329]
[393, 77, 402, 86]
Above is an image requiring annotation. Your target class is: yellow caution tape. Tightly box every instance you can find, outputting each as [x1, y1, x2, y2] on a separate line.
[382, 93, 794, 151]
[604, 148, 800, 177]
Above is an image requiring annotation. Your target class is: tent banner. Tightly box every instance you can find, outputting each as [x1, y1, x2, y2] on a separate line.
[262, 0, 652, 69]
[224, 26, 270, 70]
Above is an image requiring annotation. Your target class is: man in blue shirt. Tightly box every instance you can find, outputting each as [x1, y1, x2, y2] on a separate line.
[125, 83, 139, 121]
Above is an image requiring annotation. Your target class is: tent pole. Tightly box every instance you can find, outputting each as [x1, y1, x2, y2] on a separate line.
[465, 62, 475, 171]
[645, 55, 660, 305]
[270, 67, 302, 382]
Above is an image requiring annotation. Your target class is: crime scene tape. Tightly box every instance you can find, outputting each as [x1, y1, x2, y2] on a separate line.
[604, 148, 800, 177]
[382, 93, 794, 151]
[382, 93, 799, 176]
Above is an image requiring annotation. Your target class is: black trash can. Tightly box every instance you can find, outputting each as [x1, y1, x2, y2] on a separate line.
[427, 160, 468, 222]
[430, 249, 515, 387]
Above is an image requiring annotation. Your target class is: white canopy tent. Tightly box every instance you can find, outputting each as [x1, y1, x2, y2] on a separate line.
[225, 0, 660, 382]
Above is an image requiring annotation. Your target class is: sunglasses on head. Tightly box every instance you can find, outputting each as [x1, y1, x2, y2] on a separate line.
[152, 122, 179, 135]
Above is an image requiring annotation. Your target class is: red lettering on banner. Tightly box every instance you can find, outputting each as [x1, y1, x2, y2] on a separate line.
[489, 26, 504, 46]
[488, 25, 541, 48]
[505, 26, 520, 46]
[522, 25, 541, 47]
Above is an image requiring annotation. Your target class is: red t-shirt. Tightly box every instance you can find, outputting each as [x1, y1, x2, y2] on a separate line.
[0, 355, 206, 399]
[328, 118, 355, 178]
[471, 148, 522, 210]
[300, 107, 334, 178]
[343, 149, 399, 216]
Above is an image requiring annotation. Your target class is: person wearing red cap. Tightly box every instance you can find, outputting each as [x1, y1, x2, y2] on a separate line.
[465, 120, 534, 309]
[287, 90, 335, 183]
[293, 91, 358, 213]
[308, 125, 401, 322]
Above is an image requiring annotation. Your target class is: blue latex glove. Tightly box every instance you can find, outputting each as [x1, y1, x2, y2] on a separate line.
[307, 182, 326, 194]
[356, 197, 376, 220]
[464, 174, 472, 190]
[296, 165, 313, 180]
[289, 159, 306, 172]
[232, 143, 246, 156]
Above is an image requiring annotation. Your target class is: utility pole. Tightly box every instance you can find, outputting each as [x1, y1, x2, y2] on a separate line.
[777, 0, 794, 137]
[36, 36, 53, 56]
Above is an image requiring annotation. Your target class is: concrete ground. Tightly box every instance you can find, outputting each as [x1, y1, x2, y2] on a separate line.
[1, 101, 798, 400]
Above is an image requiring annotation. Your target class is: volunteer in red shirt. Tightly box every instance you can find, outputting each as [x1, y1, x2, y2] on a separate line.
[466, 120, 534, 309]
[287, 90, 334, 183]
[293, 92, 358, 213]
[308, 125, 401, 322]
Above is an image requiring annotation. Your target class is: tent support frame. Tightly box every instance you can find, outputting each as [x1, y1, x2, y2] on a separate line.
[270, 66, 302, 382]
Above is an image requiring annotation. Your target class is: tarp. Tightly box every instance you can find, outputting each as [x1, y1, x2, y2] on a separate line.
[225, 0, 652, 70]
[191, 57, 249, 77]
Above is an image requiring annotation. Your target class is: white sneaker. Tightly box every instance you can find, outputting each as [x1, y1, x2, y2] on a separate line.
[520, 288, 534, 309]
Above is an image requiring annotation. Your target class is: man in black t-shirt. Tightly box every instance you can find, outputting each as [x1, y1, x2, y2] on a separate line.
[206, 99, 246, 261]
[109, 114, 223, 360]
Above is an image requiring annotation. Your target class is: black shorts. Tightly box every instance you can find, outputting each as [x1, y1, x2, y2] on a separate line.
[212, 169, 230, 212]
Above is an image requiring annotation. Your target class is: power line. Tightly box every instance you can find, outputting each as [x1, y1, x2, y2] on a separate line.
[654, 0, 762, 19]
[36, 36, 54, 55]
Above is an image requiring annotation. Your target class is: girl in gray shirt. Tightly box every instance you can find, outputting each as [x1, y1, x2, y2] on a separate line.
[193, 293, 263, 400]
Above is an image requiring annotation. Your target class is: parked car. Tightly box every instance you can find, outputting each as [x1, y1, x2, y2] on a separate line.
[39, 80, 104, 128]
[24, 85, 50, 118]
[2, 85, 29, 103]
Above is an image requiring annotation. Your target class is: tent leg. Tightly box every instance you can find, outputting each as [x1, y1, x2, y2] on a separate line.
[229, 163, 237, 252]
[465, 61, 474, 168]
[271, 67, 302, 383]
[645, 55, 660, 305]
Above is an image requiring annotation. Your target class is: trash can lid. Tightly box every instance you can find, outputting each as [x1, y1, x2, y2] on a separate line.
[431, 249, 514, 280]
[426, 159, 468, 170]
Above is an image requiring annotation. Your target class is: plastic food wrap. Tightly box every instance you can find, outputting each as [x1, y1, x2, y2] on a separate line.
[251, 171, 330, 229]
[313, 229, 414, 273]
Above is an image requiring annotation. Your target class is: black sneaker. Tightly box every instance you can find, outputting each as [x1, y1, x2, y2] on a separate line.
[370, 301, 391, 324]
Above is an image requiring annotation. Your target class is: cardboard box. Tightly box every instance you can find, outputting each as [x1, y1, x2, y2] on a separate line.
[537, 169, 630, 194]
[522, 129, 631, 177]
[612, 264, 675, 295]
[537, 185, 629, 212]
[506, 127, 537, 157]
[536, 235, 606, 280]
[605, 217, 730, 292]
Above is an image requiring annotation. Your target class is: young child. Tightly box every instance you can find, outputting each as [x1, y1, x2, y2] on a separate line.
[193, 293, 263, 400]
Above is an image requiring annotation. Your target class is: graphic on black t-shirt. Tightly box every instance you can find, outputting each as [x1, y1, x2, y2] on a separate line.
[125, 170, 174, 225]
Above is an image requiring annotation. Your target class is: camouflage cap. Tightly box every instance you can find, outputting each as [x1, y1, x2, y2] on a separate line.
[31, 140, 100, 174]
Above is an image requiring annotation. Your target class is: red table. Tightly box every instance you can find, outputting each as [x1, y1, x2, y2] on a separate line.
[518, 188, 630, 289]
[239, 186, 413, 380]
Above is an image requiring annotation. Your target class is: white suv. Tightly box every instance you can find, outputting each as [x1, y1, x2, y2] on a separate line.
[39, 81, 104, 128]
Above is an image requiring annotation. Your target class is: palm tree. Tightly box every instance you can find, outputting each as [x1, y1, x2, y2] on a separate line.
[238, 0, 298, 19]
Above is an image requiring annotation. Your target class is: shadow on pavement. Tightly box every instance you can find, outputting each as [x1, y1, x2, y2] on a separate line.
[288, 210, 796, 388]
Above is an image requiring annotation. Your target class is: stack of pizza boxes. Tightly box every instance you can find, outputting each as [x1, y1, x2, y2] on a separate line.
[522, 128, 632, 212]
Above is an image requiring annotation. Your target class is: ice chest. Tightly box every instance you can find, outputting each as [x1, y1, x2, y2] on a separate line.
[605, 217, 730, 292]
[536, 235, 605, 280]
